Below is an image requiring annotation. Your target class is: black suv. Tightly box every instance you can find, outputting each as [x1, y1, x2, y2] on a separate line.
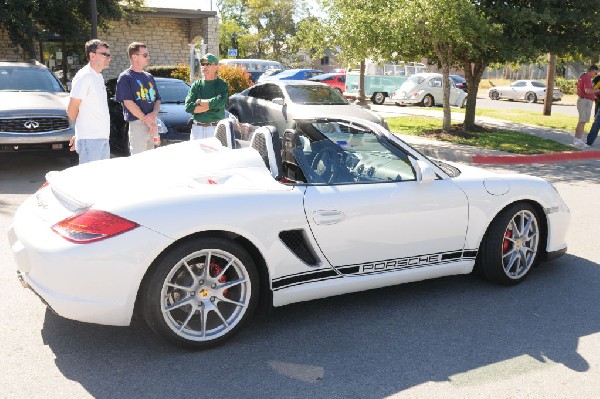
[0, 61, 74, 153]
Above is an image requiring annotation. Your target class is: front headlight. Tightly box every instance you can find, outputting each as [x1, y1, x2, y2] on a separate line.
[155, 117, 168, 134]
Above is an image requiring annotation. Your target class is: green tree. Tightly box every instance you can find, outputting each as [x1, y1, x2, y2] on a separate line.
[0, 0, 144, 60]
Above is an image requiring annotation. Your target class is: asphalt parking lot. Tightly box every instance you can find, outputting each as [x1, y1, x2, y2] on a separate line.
[1, 144, 600, 398]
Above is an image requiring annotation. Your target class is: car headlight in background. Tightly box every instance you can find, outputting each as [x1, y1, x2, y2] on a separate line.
[155, 117, 168, 134]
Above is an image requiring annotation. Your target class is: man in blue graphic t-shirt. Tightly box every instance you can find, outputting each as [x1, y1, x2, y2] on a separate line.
[115, 42, 161, 155]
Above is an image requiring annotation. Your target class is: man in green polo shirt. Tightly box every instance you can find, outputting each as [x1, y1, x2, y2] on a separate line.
[185, 53, 229, 140]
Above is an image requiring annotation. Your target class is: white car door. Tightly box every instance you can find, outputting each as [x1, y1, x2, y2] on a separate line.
[296, 121, 469, 268]
[428, 77, 444, 104]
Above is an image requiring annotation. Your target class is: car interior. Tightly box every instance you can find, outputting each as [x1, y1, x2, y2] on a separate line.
[215, 118, 417, 186]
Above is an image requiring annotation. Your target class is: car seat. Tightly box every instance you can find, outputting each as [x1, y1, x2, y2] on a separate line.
[250, 126, 282, 180]
[281, 129, 307, 183]
[214, 119, 236, 148]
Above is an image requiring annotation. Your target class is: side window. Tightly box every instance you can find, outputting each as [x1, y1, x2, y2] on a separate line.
[513, 81, 526, 87]
[429, 78, 442, 88]
[263, 84, 284, 101]
[247, 86, 262, 99]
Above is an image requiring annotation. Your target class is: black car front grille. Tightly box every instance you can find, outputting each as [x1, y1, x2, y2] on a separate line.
[0, 117, 70, 133]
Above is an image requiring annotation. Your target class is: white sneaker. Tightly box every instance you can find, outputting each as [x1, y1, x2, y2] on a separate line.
[573, 138, 590, 148]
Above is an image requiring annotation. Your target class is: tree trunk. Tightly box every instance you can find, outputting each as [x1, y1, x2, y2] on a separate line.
[441, 64, 451, 131]
[543, 53, 557, 116]
[354, 59, 370, 108]
[462, 60, 488, 130]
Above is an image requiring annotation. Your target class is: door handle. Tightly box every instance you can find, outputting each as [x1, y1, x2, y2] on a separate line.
[313, 210, 345, 225]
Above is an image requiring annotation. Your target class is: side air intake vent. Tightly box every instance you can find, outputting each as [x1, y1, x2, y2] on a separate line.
[279, 230, 319, 265]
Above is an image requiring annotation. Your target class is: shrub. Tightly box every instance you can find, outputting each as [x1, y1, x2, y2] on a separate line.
[147, 65, 179, 78]
[170, 64, 191, 83]
[218, 65, 253, 97]
[555, 77, 576, 95]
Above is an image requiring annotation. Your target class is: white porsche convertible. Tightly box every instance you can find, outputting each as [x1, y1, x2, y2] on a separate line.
[8, 116, 569, 349]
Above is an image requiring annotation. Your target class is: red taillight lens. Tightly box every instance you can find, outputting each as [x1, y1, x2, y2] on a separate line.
[52, 210, 139, 244]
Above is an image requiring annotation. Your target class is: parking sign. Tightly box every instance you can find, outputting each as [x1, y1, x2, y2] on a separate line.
[228, 49, 238, 57]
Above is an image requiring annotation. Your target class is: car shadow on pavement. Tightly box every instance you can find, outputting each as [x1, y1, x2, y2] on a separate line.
[40, 253, 599, 398]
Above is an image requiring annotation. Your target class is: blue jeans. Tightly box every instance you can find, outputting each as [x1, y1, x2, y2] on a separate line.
[76, 139, 110, 164]
[587, 108, 600, 145]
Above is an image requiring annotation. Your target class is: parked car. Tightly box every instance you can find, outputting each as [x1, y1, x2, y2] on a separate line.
[258, 68, 323, 82]
[0, 61, 74, 156]
[9, 116, 570, 349]
[308, 72, 346, 93]
[106, 77, 192, 155]
[227, 80, 385, 133]
[487, 80, 562, 103]
[392, 73, 468, 108]
[449, 74, 468, 92]
[219, 59, 284, 83]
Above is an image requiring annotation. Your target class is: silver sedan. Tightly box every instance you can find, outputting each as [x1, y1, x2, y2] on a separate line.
[487, 80, 562, 103]
[227, 80, 385, 134]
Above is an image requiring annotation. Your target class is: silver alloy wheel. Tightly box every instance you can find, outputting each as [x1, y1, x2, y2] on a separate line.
[526, 92, 537, 103]
[501, 209, 539, 279]
[160, 249, 251, 341]
[372, 92, 385, 105]
[490, 90, 499, 100]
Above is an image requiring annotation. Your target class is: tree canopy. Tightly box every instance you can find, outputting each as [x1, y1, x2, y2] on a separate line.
[0, 0, 144, 60]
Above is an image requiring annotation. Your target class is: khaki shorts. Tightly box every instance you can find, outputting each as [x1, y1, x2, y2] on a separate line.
[128, 120, 155, 154]
[577, 97, 593, 122]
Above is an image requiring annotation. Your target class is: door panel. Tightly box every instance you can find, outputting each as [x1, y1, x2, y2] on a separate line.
[303, 180, 469, 267]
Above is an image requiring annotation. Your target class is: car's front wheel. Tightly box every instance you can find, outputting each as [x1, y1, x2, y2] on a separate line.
[489, 90, 500, 100]
[476, 203, 541, 285]
[421, 94, 434, 107]
[140, 237, 259, 349]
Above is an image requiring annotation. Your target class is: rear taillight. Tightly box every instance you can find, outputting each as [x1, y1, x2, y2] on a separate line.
[52, 210, 139, 244]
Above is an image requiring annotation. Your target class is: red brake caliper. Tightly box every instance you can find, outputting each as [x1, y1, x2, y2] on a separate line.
[502, 230, 512, 253]
[209, 263, 228, 297]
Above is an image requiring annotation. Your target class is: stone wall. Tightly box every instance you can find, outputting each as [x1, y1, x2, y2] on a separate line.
[0, 13, 219, 79]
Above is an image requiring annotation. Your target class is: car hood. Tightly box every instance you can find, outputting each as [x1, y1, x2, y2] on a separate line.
[287, 104, 383, 124]
[45, 139, 289, 211]
[0, 91, 69, 116]
[157, 102, 190, 126]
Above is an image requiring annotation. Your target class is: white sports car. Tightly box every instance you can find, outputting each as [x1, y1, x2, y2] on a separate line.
[487, 80, 563, 103]
[8, 116, 570, 349]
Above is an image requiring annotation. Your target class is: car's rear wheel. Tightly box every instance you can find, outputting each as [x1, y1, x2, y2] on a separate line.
[489, 90, 500, 100]
[371, 92, 386, 105]
[421, 94, 434, 107]
[525, 92, 537, 103]
[476, 203, 541, 285]
[140, 237, 259, 349]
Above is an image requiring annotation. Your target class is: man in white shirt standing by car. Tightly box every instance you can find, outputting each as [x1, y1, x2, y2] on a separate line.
[66, 39, 112, 164]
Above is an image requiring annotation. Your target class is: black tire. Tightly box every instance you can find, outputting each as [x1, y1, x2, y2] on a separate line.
[421, 94, 434, 107]
[371, 92, 386, 105]
[140, 237, 259, 349]
[489, 90, 500, 100]
[476, 203, 541, 285]
[525, 92, 537, 103]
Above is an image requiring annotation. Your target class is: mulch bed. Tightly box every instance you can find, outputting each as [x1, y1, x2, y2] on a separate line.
[420, 123, 492, 140]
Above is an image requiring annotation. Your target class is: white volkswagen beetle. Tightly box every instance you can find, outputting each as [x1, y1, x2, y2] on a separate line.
[392, 72, 468, 108]
[8, 116, 569, 349]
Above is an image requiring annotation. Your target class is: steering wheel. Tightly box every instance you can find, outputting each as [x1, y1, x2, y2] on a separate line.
[311, 147, 343, 183]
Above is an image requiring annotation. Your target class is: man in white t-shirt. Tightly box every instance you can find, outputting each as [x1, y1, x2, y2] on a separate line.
[66, 39, 112, 164]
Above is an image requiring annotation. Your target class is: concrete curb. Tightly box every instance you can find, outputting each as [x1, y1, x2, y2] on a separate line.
[473, 150, 600, 164]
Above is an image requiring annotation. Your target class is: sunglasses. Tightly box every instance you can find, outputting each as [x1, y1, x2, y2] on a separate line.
[135, 53, 150, 58]
[200, 62, 215, 66]
[95, 52, 111, 58]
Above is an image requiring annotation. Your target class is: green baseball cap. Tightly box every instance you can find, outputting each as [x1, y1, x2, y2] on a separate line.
[201, 53, 219, 64]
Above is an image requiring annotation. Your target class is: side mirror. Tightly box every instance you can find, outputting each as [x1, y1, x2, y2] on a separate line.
[416, 160, 436, 184]
[272, 98, 285, 105]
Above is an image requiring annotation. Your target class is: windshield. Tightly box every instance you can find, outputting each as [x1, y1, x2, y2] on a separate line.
[155, 80, 189, 103]
[285, 85, 348, 105]
[0, 66, 65, 92]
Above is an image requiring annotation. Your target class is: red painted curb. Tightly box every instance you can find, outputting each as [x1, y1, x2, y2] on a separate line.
[473, 150, 600, 164]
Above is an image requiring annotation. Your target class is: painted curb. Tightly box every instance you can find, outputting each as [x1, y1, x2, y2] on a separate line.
[472, 150, 600, 164]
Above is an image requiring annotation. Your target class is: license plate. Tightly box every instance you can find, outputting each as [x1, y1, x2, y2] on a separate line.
[52, 143, 64, 150]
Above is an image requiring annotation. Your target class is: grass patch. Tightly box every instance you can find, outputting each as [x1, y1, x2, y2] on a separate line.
[452, 107, 577, 131]
[386, 115, 575, 155]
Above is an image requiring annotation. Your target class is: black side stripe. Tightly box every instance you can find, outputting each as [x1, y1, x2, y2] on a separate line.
[272, 248, 478, 291]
